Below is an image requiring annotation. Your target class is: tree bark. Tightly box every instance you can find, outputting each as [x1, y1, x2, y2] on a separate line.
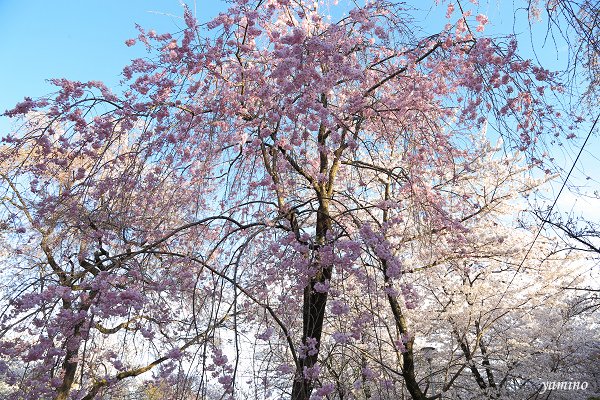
[381, 182, 428, 400]
[291, 198, 332, 400]
[54, 299, 84, 400]
[385, 273, 428, 400]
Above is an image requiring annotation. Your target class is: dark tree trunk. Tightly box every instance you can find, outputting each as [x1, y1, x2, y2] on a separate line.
[385, 286, 428, 400]
[291, 199, 332, 400]
[55, 299, 83, 400]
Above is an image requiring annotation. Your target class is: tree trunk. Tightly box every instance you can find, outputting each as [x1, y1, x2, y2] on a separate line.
[291, 199, 332, 400]
[54, 290, 97, 400]
[385, 287, 428, 400]
[55, 299, 83, 400]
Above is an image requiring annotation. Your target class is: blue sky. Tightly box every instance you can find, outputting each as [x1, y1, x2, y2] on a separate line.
[0, 0, 596, 207]
[0, 0, 570, 123]
[0, 0, 224, 131]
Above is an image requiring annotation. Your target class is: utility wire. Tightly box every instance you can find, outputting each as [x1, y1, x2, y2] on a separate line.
[495, 113, 600, 308]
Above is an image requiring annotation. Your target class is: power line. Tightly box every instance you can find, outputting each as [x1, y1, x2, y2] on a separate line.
[495, 113, 600, 308]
